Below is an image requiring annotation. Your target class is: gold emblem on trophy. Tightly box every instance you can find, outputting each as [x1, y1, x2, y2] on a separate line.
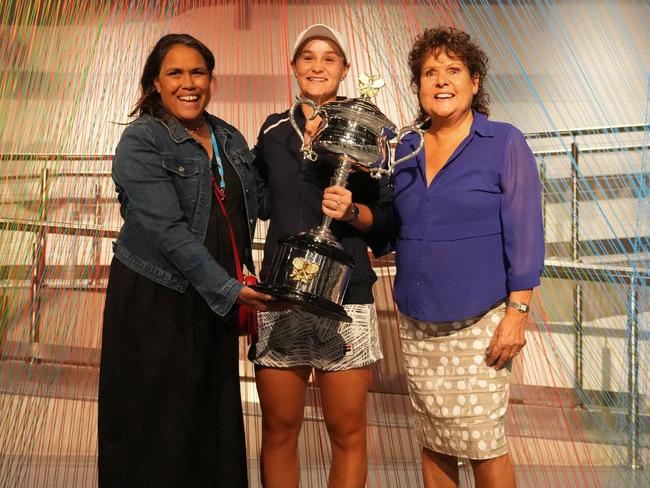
[290, 257, 320, 284]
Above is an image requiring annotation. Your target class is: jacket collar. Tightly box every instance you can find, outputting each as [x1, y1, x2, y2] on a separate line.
[158, 111, 232, 144]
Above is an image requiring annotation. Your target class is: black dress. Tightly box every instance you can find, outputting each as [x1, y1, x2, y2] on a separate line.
[98, 153, 249, 487]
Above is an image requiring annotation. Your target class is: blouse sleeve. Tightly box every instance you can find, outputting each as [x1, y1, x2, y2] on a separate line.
[500, 128, 545, 291]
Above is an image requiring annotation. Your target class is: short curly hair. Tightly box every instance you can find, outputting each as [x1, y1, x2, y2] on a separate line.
[408, 27, 489, 123]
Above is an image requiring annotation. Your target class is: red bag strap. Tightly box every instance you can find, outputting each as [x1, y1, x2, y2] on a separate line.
[209, 149, 258, 344]
[211, 175, 244, 282]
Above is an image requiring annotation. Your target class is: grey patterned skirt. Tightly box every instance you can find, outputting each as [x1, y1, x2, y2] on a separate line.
[399, 303, 511, 460]
[249, 304, 383, 371]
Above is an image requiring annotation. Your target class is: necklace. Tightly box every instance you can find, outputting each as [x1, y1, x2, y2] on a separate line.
[184, 117, 206, 134]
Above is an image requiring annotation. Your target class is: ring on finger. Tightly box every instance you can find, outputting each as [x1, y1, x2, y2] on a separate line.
[336, 200, 341, 207]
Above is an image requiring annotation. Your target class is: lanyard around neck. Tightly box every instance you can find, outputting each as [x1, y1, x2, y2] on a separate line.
[210, 128, 226, 193]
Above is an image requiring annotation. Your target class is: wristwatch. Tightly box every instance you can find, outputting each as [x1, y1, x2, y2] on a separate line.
[507, 301, 530, 313]
[346, 202, 359, 223]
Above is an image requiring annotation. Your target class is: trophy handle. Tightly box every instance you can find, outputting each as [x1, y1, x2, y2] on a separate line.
[368, 135, 390, 180]
[289, 97, 320, 161]
[389, 122, 427, 172]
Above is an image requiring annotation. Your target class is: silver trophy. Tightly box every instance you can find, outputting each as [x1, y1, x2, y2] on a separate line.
[252, 75, 424, 322]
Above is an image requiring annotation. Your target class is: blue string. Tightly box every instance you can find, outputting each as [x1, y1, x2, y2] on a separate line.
[210, 128, 225, 193]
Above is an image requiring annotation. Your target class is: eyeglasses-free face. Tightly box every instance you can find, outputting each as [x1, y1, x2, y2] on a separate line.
[154, 44, 212, 127]
[292, 37, 349, 105]
[418, 50, 479, 123]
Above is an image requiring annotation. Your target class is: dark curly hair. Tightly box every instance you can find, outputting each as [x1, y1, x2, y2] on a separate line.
[408, 27, 489, 123]
[130, 34, 215, 118]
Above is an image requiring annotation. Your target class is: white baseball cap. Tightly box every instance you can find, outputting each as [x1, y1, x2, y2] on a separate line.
[292, 24, 349, 63]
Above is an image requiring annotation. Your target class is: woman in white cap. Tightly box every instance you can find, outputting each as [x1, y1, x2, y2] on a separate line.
[249, 24, 391, 488]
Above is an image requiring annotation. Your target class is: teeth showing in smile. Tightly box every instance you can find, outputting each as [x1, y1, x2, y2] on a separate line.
[178, 95, 199, 102]
[307, 77, 327, 82]
[435, 93, 454, 99]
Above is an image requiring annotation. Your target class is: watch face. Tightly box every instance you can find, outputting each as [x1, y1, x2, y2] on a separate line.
[348, 203, 359, 222]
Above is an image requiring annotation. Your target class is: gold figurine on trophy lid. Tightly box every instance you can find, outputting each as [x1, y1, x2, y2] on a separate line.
[357, 74, 385, 99]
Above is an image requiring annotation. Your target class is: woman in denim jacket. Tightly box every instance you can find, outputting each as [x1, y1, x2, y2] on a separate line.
[98, 34, 273, 488]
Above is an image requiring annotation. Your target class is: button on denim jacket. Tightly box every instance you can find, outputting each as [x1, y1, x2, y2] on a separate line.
[112, 112, 265, 316]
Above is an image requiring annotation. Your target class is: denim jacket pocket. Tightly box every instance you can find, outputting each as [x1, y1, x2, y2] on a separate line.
[162, 157, 202, 215]
[227, 148, 254, 169]
[238, 149, 255, 166]
[162, 158, 200, 177]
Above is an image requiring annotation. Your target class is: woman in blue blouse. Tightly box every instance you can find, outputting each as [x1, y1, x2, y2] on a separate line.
[389, 28, 544, 487]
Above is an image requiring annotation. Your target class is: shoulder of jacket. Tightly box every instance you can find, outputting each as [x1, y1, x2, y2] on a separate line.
[260, 110, 291, 136]
[206, 113, 237, 134]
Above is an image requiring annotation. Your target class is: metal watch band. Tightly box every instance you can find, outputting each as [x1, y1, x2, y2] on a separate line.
[346, 202, 359, 222]
[507, 301, 530, 313]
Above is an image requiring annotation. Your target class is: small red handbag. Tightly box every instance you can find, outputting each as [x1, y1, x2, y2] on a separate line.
[211, 175, 258, 340]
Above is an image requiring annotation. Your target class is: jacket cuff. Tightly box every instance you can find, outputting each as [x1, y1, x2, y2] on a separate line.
[211, 278, 244, 316]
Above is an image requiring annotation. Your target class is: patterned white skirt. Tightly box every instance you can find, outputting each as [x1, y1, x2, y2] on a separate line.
[249, 304, 383, 371]
[399, 303, 511, 460]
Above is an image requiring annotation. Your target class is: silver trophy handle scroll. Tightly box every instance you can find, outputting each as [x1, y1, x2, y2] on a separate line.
[289, 97, 330, 162]
[367, 124, 425, 179]
[387, 123, 426, 175]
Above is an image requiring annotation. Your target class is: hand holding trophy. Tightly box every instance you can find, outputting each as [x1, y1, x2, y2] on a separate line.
[252, 74, 425, 322]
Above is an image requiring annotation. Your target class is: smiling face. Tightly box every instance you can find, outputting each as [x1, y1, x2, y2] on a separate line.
[153, 44, 212, 126]
[292, 37, 349, 104]
[418, 49, 479, 123]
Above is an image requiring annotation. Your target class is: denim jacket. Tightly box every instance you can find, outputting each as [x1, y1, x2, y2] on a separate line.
[112, 112, 264, 316]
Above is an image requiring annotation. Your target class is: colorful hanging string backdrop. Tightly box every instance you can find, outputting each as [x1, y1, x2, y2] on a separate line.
[1, 1, 648, 487]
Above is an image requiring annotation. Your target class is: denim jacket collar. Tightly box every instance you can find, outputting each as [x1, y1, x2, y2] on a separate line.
[158, 111, 195, 143]
[157, 111, 235, 146]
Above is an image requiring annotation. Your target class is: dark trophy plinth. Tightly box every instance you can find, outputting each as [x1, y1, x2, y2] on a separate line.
[252, 233, 356, 322]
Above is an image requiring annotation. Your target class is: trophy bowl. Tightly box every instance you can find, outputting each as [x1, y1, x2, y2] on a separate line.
[311, 98, 395, 167]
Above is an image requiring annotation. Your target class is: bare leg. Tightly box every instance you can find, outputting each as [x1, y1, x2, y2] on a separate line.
[316, 367, 372, 488]
[255, 366, 311, 488]
[470, 453, 517, 488]
[422, 447, 459, 488]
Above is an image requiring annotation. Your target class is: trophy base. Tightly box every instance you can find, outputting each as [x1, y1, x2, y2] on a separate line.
[251, 283, 352, 323]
